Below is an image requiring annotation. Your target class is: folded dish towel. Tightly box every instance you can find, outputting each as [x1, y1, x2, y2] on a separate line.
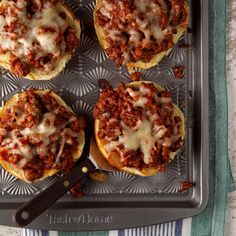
[21, 0, 234, 235]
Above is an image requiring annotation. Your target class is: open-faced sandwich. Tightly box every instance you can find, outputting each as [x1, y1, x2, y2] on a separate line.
[0, 90, 85, 182]
[0, 0, 81, 80]
[93, 81, 185, 176]
[94, 0, 189, 71]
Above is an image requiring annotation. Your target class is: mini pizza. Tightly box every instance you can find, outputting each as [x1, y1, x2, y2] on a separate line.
[0, 0, 81, 80]
[94, 0, 189, 71]
[93, 81, 185, 176]
[0, 90, 85, 182]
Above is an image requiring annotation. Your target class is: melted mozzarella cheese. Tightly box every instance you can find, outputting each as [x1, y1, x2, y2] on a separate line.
[126, 88, 140, 98]
[155, 125, 167, 138]
[108, 29, 121, 39]
[21, 113, 56, 137]
[159, 97, 172, 104]
[123, 52, 131, 64]
[104, 0, 114, 11]
[104, 141, 121, 154]
[0, 34, 18, 51]
[36, 141, 50, 156]
[35, 33, 58, 54]
[134, 96, 148, 107]
[0, 16, 5, 32]
[38, 122, 56, 136]
[108, 29, 127, 43]
[104, 118, 168, 165]
[19, 113, 57, 160]
[154, 93, 173, 104]
[121, 120, 153, 164]
[134, 2, 164, 41]
[162, 138, 171, 148]
[151, 20, 164, 41]
[129, 29, 141, 43]
[54, 137, 65, 165]
[4, 139, 33, 162]
[140, 85, 151, 95]
[17, 158, 28, 168]
[147, 111, 159, 122]
[33, 3, 68, 55]
[99, 6, 112, 19]
[127, 86, 149, 107]
[146, 11, 164, 41]
[18, 143, 33, 160]
[18, 38, 33, 51]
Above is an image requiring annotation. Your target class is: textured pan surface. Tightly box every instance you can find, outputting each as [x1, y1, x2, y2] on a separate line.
[0, 0, 208, 230]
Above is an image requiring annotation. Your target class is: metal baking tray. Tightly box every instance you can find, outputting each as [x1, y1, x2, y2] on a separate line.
[0, 0, 208, 230]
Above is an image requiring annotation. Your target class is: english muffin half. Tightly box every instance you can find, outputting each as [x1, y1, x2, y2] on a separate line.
[94, 0, 189, 71]
[0, 0, 81, 80]
[93, 81, 185, 176]
[0, 90, 85, 182]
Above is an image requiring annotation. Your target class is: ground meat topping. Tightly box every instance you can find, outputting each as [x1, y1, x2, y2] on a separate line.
[0, 0, 79, 76]
[0, 90, 84, 181]
[130, 72, 142, 81]
[93, 82, 184, 169]
[10, 58, 30, 77]
[96, 0, 188, 66]
[172, 65, 185, 79]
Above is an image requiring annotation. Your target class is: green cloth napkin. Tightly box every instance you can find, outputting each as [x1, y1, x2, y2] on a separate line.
[192, 0, 235, 235]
